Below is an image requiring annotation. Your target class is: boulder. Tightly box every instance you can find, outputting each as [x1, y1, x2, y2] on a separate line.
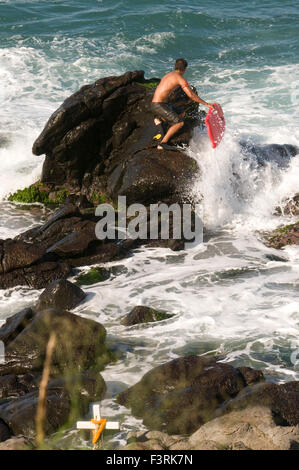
[117, 355, 264, 435]
[0, 308, 35, 345]
[121, 306, 174, 326]
[0, 436, 33, 450]
[0, 308, 112, 376]
[189, 406, 299, 450]
[0, 419, 11, 442]
[32, 71, 202, 203]
[107, 148, 198, 205]
[0, 374, 106, 439]
[216, 380, 299, 426]
[35, 280, 86, 311]
[0, 261, 72, 290]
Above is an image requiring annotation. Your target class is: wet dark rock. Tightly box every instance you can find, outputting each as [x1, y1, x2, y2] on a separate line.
[36, 279, 86, 311]
[117, 355, 265, 435]
[75, 266, 111, 286]
[0, 308, 35, 345]
[0, 304, 110, 440]
[108, 149, 198, 205]
[240, 142, 298, 168]
[0, 261, 72, 290]
[237, 366, 265, 386]
[0, 308, 112, 376]
[216, 381, 299, 426]
[0, 240, 45, 274]
[121, 306, 174, 326]
[0, 419, 11, 442]
[46, 220, 97, 258]
[32, 71, 202, 203]
[0, 374, 105, 439]
[0, 374, 37, 399]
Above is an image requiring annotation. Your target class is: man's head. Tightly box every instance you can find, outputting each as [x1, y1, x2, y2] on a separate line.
[175, 58, 188, 74]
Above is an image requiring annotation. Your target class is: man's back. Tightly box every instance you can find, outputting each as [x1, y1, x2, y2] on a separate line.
[152, 71, 186, 103]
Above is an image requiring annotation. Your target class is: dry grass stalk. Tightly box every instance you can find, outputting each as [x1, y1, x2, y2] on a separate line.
[35, 332, 57, 448]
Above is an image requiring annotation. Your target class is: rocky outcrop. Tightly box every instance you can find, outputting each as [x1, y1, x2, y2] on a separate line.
[123, 406, 299, 450]
[189, 406, 299, 450]
[0, 198, 195, 289]
[117, 355, 265, 435]
[0, 203, 122, 289]
[32, 71, 202, 204]
[121, 306, 174, 326]
[0, 300, 112, 442]
[216, 380, 299, 427]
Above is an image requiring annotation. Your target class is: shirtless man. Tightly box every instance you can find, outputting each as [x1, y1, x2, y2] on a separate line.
[151, 58, 214, 150]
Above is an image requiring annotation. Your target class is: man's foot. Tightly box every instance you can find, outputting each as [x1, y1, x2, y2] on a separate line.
[154, 117, 162, 126]
[157, 142, 167, 150]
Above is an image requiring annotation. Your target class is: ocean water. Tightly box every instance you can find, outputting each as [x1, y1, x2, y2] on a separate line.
[0, 0, 299, 448]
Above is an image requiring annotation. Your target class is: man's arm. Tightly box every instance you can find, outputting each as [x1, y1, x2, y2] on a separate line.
[179, 77, 214, 108]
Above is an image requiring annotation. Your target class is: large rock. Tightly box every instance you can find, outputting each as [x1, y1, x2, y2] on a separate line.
[189, 406, 299, 450]
[0, 260, 72, 290]
[0, 306, 110, 441]
[0, 308, 112, 376]
[122, 406, 299, 450]
[32, 71, 202, 203]
[0, 436, 33, 450]
[0, 419, 11, 442]
[0, 374, 106, 440]
[0, 203, 123, 289]
[35, 279, 86, 311]
[117, 355, 264, 435]
[217, 380, 299, 426]
[108, 148, 198, 205]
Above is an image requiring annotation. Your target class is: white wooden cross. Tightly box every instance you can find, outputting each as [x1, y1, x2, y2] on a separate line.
[76, 403, 120, 445]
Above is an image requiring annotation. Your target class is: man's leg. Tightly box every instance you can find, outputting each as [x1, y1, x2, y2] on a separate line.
[157, 121, 184, 150]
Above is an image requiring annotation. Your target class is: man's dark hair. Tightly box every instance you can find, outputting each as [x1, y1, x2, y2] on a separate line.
[175, 58, 188, 72]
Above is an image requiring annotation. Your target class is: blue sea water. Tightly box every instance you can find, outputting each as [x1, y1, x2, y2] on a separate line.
[0, 0, 299, 448]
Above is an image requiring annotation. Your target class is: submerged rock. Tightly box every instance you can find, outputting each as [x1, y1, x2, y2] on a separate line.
[117, 355, 265, 435]
[121, 306, 174, 326]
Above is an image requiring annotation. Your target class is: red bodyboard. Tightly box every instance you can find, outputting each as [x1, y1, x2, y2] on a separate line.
[205, 103, 225, 149]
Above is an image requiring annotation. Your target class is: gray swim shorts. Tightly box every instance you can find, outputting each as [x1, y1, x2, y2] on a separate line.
[151, 102, 183, 126]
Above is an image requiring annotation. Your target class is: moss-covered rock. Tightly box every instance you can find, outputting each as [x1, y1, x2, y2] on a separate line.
[8, 183, 69, 205]
[75, 267, 111, 286]
[265, 221, 299, 249]
[136, 80, 160, 89]
[121, 306, 174, 326]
